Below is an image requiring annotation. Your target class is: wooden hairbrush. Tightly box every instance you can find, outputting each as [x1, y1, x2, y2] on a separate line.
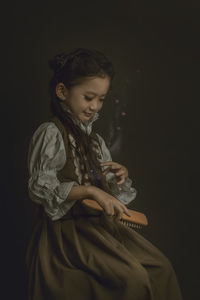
[82, 199, 148, 229]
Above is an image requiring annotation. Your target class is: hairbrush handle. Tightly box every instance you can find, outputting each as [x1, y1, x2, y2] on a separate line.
[82, 199, 148, 227]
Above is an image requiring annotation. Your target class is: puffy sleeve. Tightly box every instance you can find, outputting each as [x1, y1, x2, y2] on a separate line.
[96, 133, 137, 205]
[27, 122, 79, 221]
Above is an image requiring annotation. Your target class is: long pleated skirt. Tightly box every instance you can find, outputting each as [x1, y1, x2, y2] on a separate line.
[25, 203, 183, 300]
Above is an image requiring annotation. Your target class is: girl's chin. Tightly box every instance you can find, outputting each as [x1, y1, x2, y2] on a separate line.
[80, 113, 93, 123]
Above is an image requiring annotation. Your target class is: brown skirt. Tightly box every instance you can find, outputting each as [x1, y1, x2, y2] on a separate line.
[25, 202, 182, 300]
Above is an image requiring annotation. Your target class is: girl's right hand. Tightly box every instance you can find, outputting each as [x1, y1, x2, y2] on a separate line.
[88, 186, 131, 220]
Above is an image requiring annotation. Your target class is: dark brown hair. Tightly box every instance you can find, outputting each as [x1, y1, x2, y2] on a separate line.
[48, 48, 115, 192]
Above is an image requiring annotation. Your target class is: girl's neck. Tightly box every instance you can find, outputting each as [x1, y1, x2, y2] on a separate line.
[60, 101, 99, 135]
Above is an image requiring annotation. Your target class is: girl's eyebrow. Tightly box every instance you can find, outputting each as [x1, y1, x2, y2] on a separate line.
[85, 91, 107, 97]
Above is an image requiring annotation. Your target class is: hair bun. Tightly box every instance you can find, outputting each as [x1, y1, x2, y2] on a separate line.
[48, 48, 91, 74]
[48, 53, 68, 74]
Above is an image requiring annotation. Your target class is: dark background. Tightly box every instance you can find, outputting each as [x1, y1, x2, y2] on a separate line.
[2, 1, 200, 299]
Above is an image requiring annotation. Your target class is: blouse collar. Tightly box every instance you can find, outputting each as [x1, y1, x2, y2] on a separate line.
[60, 101, 99, 135]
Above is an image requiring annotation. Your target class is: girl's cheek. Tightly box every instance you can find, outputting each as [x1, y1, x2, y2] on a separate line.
[98, 103, 103, 110]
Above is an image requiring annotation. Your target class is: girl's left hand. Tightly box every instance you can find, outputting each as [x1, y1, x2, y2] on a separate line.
[100, 161, 128, 185]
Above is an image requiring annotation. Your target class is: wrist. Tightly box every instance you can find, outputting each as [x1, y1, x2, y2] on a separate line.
[87, 185, 100, 199]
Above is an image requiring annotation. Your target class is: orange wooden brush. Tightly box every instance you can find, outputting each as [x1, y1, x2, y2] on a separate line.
[82, 199, 148, 229]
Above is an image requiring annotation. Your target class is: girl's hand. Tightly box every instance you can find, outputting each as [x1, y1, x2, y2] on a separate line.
[100, 161, 128, 185]
[88, 186, 131, 220]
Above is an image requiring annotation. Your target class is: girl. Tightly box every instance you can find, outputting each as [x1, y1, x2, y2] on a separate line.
[26, 48, 183, 300]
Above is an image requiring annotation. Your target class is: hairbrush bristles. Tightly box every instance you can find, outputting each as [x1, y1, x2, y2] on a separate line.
[82, 199, 148, 228]
[120, 220, 142, 229]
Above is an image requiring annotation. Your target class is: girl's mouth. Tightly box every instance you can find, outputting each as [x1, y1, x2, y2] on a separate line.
[84, 112, 93, 117]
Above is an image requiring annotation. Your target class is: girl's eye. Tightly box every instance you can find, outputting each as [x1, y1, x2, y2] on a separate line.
[84, 96, 106, 102]
[85, 96, 93, 101]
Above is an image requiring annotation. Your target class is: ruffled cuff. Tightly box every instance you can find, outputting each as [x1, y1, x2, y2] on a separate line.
[28, 170, 79, 220]
[106, 173, 137, 205]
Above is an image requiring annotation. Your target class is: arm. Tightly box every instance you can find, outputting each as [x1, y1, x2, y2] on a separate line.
[68, 184, 130, 220]
[67, 185, 91, 201]
[28, 123, 130, 221]
[28, 122, 79, 220]
[96, 133, 137, 205]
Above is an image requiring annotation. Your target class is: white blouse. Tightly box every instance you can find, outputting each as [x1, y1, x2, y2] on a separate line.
[27, 112, 137, 221]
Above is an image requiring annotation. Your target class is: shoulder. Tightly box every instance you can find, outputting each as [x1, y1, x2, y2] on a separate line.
[30, 122, 63, 146]
[95, 133, 109, 150]
[28, 122, 66, 160]
[95, 133, 112, 161]
[31, 122, 61, 139]
[95, 133, 106, 146]
[28, 122, 67, 172]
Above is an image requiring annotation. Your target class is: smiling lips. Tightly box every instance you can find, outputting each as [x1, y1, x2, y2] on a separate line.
[84, 112, 93, 117]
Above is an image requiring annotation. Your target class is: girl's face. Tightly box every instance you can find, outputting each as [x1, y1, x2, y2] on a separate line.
[57, 76, 110, 123]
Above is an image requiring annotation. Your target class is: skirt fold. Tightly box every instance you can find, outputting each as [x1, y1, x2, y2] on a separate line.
[26, 207, 182, 300]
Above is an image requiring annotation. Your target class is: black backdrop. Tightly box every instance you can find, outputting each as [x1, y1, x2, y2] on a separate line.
[2, 2, 200, 299]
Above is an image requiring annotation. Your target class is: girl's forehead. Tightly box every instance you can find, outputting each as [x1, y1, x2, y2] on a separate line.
[77, 76, 110, 93]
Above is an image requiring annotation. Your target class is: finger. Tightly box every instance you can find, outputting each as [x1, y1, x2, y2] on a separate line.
[102, 166, 122, 176]
[104, 209, 114, 216]
[105, 167, 121, 176]
[117, 202, 131, 218]
[109, 165, 122, 171]
[102, 167, 112, 176]
[100, 162, 121, 169]
[115, 213, 123, 221]
[116, 170, 125, 176]
[123, 207, 131, 217]
[105, 202, 114, 216]
[117, 168, 128, 176]
[117, 179, 124, 185]
[100, 161, 116, 166]
[117, 176, 125, 185]
[114, 207, 123, 221]
[105, 208, 114, 216]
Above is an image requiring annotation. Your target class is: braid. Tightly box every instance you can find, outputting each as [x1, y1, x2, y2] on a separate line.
[51, 95, 111, 193]
[48, 48, 115, 194]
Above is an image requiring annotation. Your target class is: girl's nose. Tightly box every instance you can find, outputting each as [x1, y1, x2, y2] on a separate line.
[90, 99, 99, 111]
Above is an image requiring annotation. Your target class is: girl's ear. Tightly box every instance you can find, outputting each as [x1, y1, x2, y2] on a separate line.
[56, 83, 68, 101]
